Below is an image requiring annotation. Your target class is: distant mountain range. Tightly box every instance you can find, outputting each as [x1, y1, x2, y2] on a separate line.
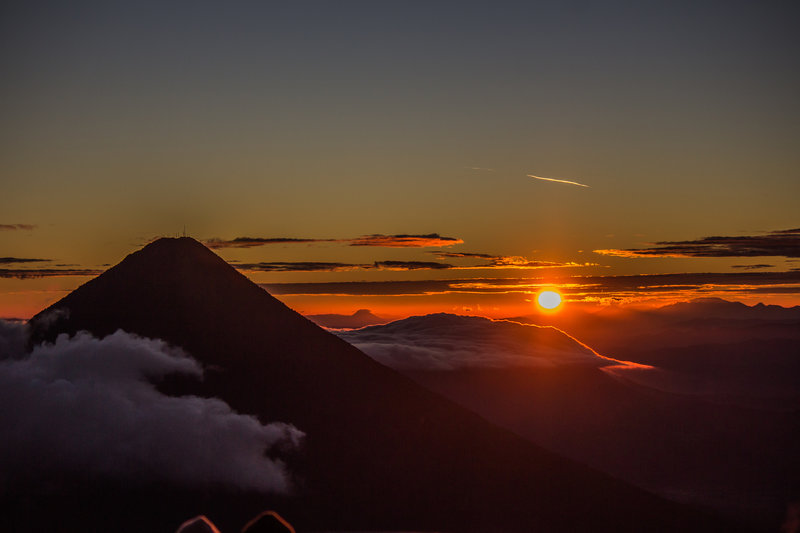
[511, 297, 800, 361]
[339, 307, 800, 530]
[657, 297, 800, 321]
[5, 237, 736, 532]
[306, 308, 387, 329]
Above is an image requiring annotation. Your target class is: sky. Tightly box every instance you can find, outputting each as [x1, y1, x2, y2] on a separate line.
[2, 1, 799, 319]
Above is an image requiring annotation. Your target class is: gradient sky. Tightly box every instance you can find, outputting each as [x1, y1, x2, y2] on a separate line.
[2, 1, 799, 318]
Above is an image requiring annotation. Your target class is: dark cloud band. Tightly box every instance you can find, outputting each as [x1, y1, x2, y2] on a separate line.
[235, 260, 454, 272]
[205, 237, 335, 249]
[731, 264, 774, 270]
[374, 260, 452, 270]
[261, 271, 800, 297]
[0, 224, 36, 231]
[347, 234, 463, 247]
[205, 233, 463, 249]
[0, 257, 51, 265]
[595, 228, 800, 258]
[236, 262, 366, 272]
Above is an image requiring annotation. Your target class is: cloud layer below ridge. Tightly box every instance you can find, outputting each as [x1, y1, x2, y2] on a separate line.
[0, 323, 302, 493]
[337, 314, 608, 370]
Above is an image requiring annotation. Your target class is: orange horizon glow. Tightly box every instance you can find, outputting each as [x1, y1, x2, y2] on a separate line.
[4, 287, 800, 323]
[2, 273, 800, 322]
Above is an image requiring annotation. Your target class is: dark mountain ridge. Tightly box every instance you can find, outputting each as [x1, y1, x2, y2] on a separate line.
[20, 238, 734, 532]
[307, 308, 387, 329]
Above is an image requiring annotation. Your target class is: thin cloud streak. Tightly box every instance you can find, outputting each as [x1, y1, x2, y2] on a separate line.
[732, 264, 774, 270]
[236, 260, 454, 273]
[0, 224, 36, 231]
[0, 268, 103, 279]
[528, 174, 590, 188]
[206, 237, 335, 249]
[374, 260, 452, 270]
[0, 257, 51, 265]
[235, 262, 366, 272]
[434, 252, 496, 260]
[205, 233, 463, 249]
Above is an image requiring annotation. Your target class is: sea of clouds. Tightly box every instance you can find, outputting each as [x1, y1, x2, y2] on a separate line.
[337, 313, 606, 370]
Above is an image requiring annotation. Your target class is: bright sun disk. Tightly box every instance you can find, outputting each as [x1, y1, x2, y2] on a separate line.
[537, 290, 562, 310]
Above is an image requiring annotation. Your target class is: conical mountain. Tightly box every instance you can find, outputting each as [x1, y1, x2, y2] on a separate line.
[27, 238, 732, 532]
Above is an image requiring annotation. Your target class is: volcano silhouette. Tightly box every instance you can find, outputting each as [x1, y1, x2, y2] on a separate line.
[24, 238, 732, 532]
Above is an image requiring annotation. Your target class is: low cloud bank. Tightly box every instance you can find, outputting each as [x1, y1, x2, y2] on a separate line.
[337, 313, 607, 370]
[0, 322, 302, 493]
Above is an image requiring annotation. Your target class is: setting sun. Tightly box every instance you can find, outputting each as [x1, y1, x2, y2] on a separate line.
[537, 290, 562, 310]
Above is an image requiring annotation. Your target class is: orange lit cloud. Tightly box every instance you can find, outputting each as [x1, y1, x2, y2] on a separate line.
[347, 233, 463, 247]
[595, 228, 800, 258]
[433, 251, 593, 269]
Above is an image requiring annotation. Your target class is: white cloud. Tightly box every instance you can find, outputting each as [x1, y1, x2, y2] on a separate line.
[0, 322, 302, 493]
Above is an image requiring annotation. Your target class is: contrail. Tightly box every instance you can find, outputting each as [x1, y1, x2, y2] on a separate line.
[528, 174, 590, 187]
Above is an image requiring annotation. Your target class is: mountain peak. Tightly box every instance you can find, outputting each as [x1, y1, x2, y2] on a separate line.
[147, 235, 205, 247]
[29, 235, 297, 350]
[124, 237, 228, 271]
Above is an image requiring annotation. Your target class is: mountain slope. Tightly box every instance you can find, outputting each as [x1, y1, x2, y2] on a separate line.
[25, 238, 733, 532]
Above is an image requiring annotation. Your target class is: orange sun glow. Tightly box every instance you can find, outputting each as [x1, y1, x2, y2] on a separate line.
[537, 290, 562, 310]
